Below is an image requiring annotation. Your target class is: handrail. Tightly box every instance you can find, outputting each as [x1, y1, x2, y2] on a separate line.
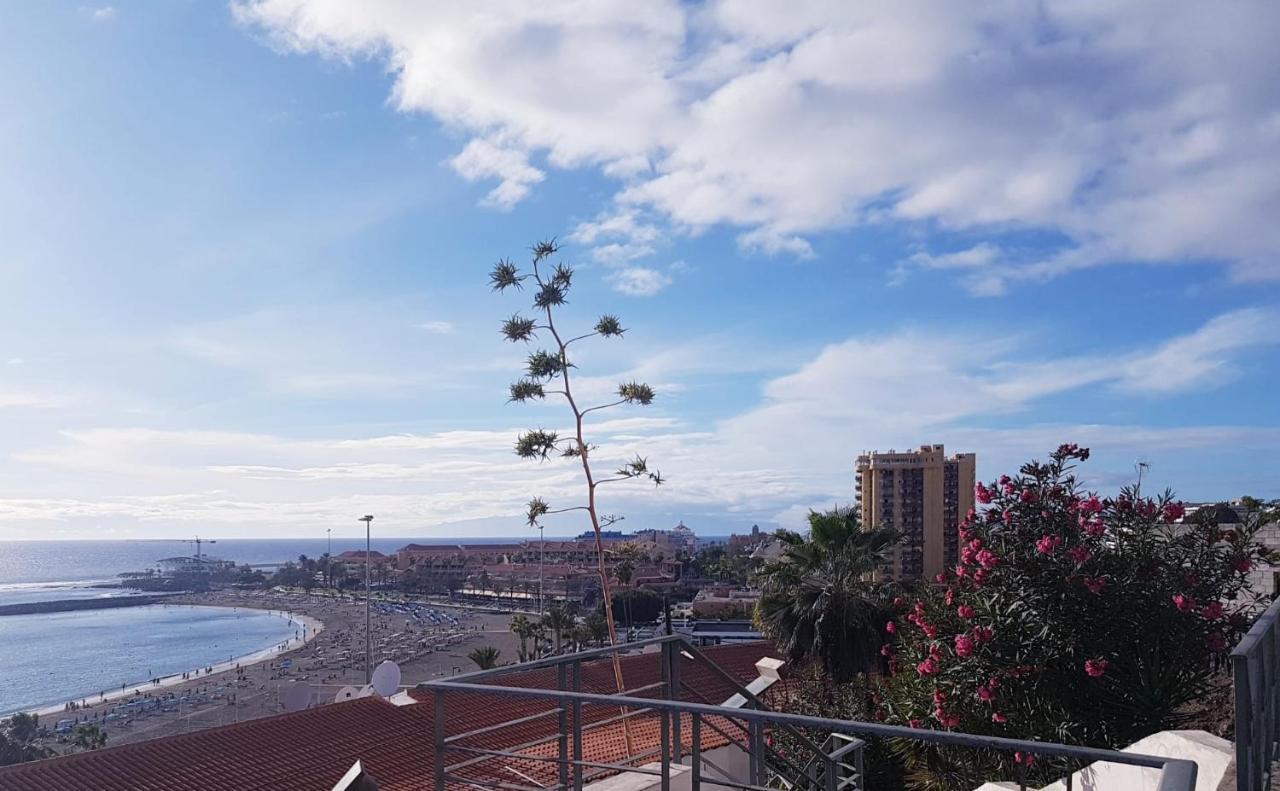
[426, 679, 1197, 790]
[1231, 595, 1280, 791]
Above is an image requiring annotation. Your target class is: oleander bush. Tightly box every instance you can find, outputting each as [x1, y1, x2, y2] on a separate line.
[877, 444, 1276, 789]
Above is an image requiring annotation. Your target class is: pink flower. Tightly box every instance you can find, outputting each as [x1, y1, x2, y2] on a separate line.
[1200, 602, 1224, 620]
[921, 623, 938, 639]
[944, 589, 955, 606]
[954, 634, 975, 658]
[961, 546, 977, 565]
[1079, 495, 1103, 514]
[976, 549, 999, 569]
[977, 686, 994, 702]
[916, 658, 939, 676]
[932, 688, 947, 704]
[934, 573, 947, 583]
[973, 568, 990, 586]
[1082, 576, 1106, 595]
[1084, 658, 1109, 678]
[1137, 500, 1158, 519]
[1002, 509, 1012, 525]
[957, 604, 975, 619]
[1035, 535, 1061, 555]
[1163, 502, 1186, 522]
[975, 482, 993, 504]
[954, 564, 968, 578]
[1020, 488, 1037, 504]
[1015, 752, 1036, 767]
[1068, 545, 1091, 564]
[972, 625, 994, 643]
[1233, 555, 1253, 573]
[885, 620, 897, 634]
[1083, 519, 1106, 538]
[999, 474, 1011, 486]
[991, 711, 1008, 724]
[880, 644, 894, 657]
[1003, 481, 1016, 495]
[934, 708, 960, 728]
[1172, 594, 1196, 613]
[909, 718, 923, 729]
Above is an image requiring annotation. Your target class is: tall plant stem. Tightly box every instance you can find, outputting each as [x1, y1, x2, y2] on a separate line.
[540, 295, 634, 754]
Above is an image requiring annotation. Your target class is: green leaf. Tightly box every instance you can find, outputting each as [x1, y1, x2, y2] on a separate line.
[501, 314, 538, 342]
[531, 238, 559, 262]
[617, 381, 655, 405]
[526, 496, 550, 526]
[515, 429, 559, 460]
[508, 379, 546, 403]
[595, 314, 625, 337]
[527, 349, 566, 380]
[489, 259, 522, 291]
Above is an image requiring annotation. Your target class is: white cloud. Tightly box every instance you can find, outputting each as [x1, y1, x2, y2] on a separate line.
[5, 309, 1275, 535]
[608, 266, 673, 297]
[416, 320, 456, 334]
[449, 138, 545, 209]
[89, 6, 116, 22]
[6, 358, 23, 366]
[234, 0, 1280, 287]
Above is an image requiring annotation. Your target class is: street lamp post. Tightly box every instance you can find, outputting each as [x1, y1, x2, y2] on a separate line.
[326, 528, 332, 589]
[359, 514, 374, 685]
[538, 524, 545, 616]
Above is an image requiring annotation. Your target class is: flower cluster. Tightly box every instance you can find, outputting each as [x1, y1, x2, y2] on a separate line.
[879, 444, 1270, 760]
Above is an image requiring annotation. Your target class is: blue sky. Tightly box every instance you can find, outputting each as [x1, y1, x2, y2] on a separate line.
[0, 1, 1277, 541]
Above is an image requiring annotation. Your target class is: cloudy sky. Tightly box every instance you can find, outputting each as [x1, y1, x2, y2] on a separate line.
[1, 1, 1277, 541]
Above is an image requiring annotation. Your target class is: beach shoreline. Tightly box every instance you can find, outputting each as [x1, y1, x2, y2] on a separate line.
[25, 604, 325, 719]
[14, 590, 519, 751]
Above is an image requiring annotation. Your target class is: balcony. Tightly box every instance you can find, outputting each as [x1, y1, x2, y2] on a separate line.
[422, 635, 1197, 791]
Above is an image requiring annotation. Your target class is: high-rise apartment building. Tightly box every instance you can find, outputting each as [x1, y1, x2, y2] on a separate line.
[854, 444, 976, 582]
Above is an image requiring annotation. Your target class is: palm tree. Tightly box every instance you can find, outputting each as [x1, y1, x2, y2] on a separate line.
[754, 506, 899, 683]
[71, 724, 107, 750]
[613, 560, 635, 629]
[584, 612, 609, 647]
[468, 645, 502, 669]
[542, 606, 573, 654]
[511, 614, 533, 662]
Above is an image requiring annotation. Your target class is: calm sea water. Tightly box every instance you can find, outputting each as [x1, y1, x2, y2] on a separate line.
[0, 538, 522, 715]
[0, 537, 531, 590]
[0, 605, 302, 714]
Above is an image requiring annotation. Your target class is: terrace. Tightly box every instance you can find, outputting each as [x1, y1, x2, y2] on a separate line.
[423, 634, 1206, 791]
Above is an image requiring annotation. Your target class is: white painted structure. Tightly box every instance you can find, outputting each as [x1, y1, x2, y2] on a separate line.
[974, 730, 1232, 791]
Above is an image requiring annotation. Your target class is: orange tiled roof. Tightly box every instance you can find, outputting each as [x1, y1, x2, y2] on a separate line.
[0, 643, 775, 791]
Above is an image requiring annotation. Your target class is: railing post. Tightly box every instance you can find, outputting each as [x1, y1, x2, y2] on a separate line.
[433, 689, 446, 791]
[691, 712, 702, 791]
[1236, 649, 1255, 791]
[1154, 758, 1198, 791]
[572, 659, 584, 791]
[558, 662, 569, 791]
[749, 718, 765, 787]
[660, 709, 671, 791]
[669, 641, 682, 762]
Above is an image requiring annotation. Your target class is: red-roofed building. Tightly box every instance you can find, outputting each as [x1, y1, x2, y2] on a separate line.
[0, 643, 778, 791]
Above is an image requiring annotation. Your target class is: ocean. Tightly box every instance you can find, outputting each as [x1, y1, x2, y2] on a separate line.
[0, 537, 523, 716]
[0, 605, 302, 714]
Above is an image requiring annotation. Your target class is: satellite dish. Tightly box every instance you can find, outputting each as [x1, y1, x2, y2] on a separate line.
[371, 661, 401, 697]
[354, 684, 376, 699]
[283, 682, 311, 712]
[334, 686, 360, 703]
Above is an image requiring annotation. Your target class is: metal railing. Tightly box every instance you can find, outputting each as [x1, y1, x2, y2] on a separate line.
[1233, 595, 1280, 791]
[423, 634, 1197, 791]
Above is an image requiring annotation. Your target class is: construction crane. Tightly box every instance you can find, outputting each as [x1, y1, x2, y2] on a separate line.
[181, 536, 217, 564]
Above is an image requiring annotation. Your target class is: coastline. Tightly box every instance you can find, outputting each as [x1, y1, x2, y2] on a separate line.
[12, 590, 519, 751]
[24, 604, 325, 718]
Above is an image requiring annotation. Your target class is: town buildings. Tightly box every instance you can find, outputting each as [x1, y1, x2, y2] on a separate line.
[855, 444, 976, 582]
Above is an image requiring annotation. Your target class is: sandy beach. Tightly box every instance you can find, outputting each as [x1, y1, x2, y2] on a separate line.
[34, 590, 520, 750]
